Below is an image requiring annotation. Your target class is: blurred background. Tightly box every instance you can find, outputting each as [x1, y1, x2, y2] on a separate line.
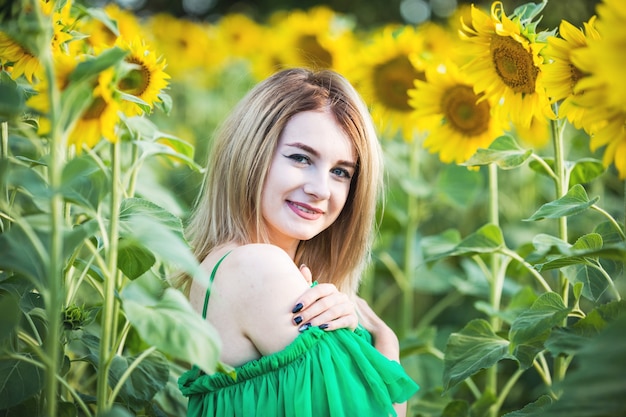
[83, 0, 599, 28]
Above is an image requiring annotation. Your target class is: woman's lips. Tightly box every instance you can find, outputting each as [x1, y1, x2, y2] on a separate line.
[287, 201, 323, 220]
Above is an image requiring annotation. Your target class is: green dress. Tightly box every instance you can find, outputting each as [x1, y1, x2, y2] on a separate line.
[178, 254, 419, 416]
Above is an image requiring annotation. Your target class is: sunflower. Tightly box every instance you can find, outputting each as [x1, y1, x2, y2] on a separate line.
[0, 32, 41, 82]
[352, 24, 427, 141]
[213, 13, 264, 62]
[144, 13, 218, 82]
[459, 2, 555, 129]
[115, 37, 170, 116]
[409, 61, 506, 164]
[572, 0, 626, 113]
[68, 67, 121, 149]
[79, 3, 143, 52]
[27, 54, 120, 150]
[583, 103, 626, 179]
[268, 6, 357, 73]
[542, 17, 600, 129]
[27, 51, 79, 135]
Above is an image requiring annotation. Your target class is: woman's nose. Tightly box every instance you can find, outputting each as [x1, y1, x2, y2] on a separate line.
[303, 170, 331, 200]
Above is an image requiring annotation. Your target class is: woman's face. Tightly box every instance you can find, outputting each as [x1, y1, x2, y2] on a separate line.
[261, 109, 357, 256]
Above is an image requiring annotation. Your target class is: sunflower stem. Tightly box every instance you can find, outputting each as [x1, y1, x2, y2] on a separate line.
[1, 121, 8, 232]
[487, 163, 501, 417]
[96, 139, 122, 415]
[35, 3, 66, 415]
[402, 136, 420, 337]
[551, 114, 569, 383]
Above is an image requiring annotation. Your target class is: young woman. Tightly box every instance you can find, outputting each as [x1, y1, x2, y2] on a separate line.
[176, 68, 419, 416]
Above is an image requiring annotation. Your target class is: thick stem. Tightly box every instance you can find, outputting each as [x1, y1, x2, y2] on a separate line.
[402, 138, 420, 336]
[96, 140, 122, 415]
[1, 122, 8, 218]
[40, 10, 64, 417]
[487, 163, 501, 417]
[551, 117, 569, 383]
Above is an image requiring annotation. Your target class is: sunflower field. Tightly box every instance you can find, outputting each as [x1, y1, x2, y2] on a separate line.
[1, 0, 625, 416]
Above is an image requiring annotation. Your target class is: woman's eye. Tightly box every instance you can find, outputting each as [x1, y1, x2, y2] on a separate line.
[286, 154, 310, 164]
[332, 167, 352, 179]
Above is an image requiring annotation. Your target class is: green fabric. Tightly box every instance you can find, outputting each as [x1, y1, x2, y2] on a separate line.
[178, 326, 419, 417]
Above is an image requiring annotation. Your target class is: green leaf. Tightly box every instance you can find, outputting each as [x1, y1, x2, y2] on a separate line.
[420, 229, 461, 260]
[443, 319, 515, 392]
[509, 293, 571, 367]
[441, 400, 469, 417]
[540, 314, 626, 417]
[0, 224, 47, 284]
[502, 395, 552, 417]
[121, 284, 221, 375]
[0, 293, 20, 342]
[118, 198, 202, 278]
[0, 355, 45, 409]
[572, 300, 626, 337]
[524, 184, 598, 221]
[117, 243, 156, 280]
[0, 71, 26, 121]
[69, 47, 127, 83]
[462, 135, 532, 169]
[426, 224, 504, 263]
[60, 155, 107, 211]
[109, 350, 169, 411]
[568, 158, 605, 186]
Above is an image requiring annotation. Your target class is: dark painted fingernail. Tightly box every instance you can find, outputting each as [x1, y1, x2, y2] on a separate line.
[319, 324, 329, 330]
[294, 316, 303, 325]
[298, 323, 311, 332]
[292, 303, 303, 313]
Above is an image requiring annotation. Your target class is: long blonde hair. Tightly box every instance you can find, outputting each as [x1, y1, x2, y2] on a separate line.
[174, 68, 383, 295]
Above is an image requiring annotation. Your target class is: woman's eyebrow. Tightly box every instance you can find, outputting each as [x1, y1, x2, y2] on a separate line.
[285, 142, 357, 168]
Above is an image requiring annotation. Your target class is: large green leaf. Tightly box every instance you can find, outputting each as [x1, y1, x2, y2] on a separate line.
[0, 293, 20, 342]
[463, 135, 532, 169]
[509, 293, 571, 368]
[122, 116, 203, 171]
[118, 198, 202, 279]
[524, 184, 598, 221]
[0, 355, 45, 409]
[69, 47, 127, 83]
[535, 313, 626, 417]
[568, 158, 605, 186]
[60, 155, 107, 212]
[109, 350, 169, 412]
[443, 319, 515, 392]
[121, 284, 221, 375]
[425, 224, 504, 264]
[502, 395, 552, 417]
[0, 71, 26, 122]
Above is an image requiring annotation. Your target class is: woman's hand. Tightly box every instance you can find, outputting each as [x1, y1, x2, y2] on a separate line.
[354, 297, 400, 361]
[291, 265, 358, 331]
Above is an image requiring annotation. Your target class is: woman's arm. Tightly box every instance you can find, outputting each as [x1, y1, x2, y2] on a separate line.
[354, 297, 407, 417]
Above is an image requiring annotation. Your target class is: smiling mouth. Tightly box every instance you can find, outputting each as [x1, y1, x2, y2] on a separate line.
[288, 201, 323, 215]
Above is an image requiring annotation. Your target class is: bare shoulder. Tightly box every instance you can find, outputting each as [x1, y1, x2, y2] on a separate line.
[219, 243, 309, 300]
[215, 244, 309, 355]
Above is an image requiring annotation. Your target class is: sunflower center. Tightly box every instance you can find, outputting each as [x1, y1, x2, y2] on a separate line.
[490, 35, 538, 94]
[569, 63, 584, 92]
[118, 58, 151, 96]
[297, 35, 333, 68]
[83, 96, 108, 120]
[373, 55, 422, 111]
[441, 85, 490, 136]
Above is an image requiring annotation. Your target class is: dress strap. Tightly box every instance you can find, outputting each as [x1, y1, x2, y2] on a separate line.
[202, 251, 232, 319]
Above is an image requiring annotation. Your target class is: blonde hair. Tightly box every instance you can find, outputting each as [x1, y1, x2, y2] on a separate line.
[174, 68, 383, 295]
